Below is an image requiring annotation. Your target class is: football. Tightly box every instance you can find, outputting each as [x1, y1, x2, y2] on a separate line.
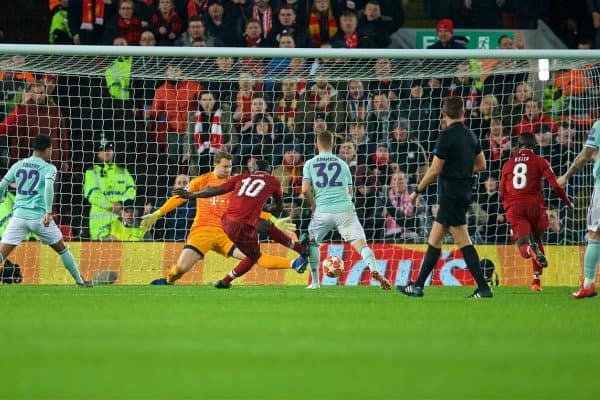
[322, 255, 345, 278]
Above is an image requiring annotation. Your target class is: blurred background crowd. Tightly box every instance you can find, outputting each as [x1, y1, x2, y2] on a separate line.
[0, 0, 596, 244]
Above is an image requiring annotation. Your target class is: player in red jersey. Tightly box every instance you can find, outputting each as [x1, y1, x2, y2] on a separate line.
[500, 133, 573, 291]
[174, 160, 307, 288]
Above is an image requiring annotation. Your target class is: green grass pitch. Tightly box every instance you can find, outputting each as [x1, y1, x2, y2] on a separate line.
[0, 285, 598, 400]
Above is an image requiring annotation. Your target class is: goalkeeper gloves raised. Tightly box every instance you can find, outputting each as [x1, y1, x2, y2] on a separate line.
[140, 210, 162, 231]
[270, 215, 296, 235]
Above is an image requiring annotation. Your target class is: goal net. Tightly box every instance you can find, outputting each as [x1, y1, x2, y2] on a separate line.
[0, 46, 596, 287]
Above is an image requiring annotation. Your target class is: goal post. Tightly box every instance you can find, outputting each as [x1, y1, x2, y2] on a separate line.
[0, 44, 598, 287]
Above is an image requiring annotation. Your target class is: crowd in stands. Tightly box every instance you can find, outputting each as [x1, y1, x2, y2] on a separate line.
[0, 0, 596, 244]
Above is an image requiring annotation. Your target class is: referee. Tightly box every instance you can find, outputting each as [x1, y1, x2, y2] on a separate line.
[397, 96, 493, 298]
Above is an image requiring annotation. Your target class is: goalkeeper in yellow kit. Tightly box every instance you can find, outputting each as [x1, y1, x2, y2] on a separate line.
[144, 151, 308, 285]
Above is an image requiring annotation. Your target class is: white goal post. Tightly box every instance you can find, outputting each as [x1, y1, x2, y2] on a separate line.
[0, 44, 597, 287]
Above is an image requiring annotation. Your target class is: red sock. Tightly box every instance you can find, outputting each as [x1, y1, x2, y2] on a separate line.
[269, 224, 303, 253]
[518, 243, 531, 259]
[222, 257, 255, 285]
[532, 261, 543, 276]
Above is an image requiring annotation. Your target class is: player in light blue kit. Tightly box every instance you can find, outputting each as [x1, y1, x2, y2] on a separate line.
[0, 135, 92, 287]
[558, 119, 600, 298]
[302, 130, 391, 290]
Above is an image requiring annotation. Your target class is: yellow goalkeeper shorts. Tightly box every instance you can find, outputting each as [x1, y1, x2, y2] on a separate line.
[186, 226, 234, 257]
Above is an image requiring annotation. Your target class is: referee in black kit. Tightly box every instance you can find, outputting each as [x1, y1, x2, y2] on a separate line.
[397, 96, 493, 298]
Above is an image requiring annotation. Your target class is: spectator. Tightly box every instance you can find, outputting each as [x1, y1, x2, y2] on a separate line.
[397, 82, 440, 149]
[187, 90, 234, 176]
[103, 0, 145, 45]
[239, 94, 274, 138]
[272, 144, 304, 196]
[186, 0, 209, 18]
[251, 0, 275, 40]
[151, 0, 184, 45]
[387, 120, 428, 185]
[308, 43, 336, 77]
[535, 124, 554, 159]
[0, 81, 70, 172]
[368, 58, 401, 106]
[331, 10, 360, 49]
[477, 174, 509, 243]
[469, 94, 500, 138]
[502, 81, 533, 128]
[109, 199, 149, 241]
[551, 122, 578, 177]
[513, 99, 558, 136]
[358, 0, 391, 48]
[267, 4, 311, 47]
[481, 118, 511, 177]
[368, 142, 393, 186]
[343, 79, 369, 124]
[427, 18, 467, 49]
[242, 18, 266, 47]
[49, 0, 73, 44]
[305, 71, 344, 132]
[481, 34, 529, 106]
[233, 71, 259, 129]
[104, 37, 133, 101]
[544, 207, 581, 244]
[160, 174, 195, 241]
[145, 65, 202, 174]
[83, 141, 136, 240]
[263, 33, 296, 92]
[347, 120, 372, 164]
[352, 162, 380, 239]
[273, 77, 304, 136]
[69, 0, 109, 44]
[308, 0, 338, 47]
[447, 61, 481, 118]
[203, 57, 240, 106]
[366, 90, 395, 143]
[237, 114, 279, 165]
[175, 15, 206, 46]
[337, 139, 358, 169]
[132, 30, 160, 112]
[202, 0, 237, 46]
[379, 171, 424, 242]
[0, 56, 36, 119]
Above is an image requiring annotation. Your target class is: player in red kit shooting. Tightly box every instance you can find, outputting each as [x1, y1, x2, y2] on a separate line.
[174, 160, 308, 288]
[500, 133, 573, 291]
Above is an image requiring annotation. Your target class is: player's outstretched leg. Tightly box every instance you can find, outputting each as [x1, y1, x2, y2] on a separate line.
[50, 241, 92, 287]
[352, 240, 390, 290]
[217, 256, 255, 288]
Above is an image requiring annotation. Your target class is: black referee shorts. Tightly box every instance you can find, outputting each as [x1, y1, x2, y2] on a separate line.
[436, 179, 473, 227]
[436, 195, 470, 227]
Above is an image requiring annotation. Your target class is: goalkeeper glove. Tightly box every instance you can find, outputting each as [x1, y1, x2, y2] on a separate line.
[140, 210, 162, 231]
[270, 216, 296, 235]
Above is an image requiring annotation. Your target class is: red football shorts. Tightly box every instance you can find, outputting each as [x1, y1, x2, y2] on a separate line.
[505, 203, 549, 241]
[221, 214, 260, 260]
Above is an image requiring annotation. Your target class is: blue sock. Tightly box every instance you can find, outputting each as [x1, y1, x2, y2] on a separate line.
[58, 248, 83, 284]
[308, 243, 320, 284]
[584, 239, 600, 288]
[359, 245, 377, 272]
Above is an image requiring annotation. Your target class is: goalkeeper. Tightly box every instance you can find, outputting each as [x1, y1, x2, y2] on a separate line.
[144, 152, 308, 285]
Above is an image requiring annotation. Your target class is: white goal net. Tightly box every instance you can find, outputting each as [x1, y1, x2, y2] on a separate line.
[0, 46, 596, 287]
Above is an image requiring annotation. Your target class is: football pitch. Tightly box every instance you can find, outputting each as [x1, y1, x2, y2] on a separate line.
[0, 286, 598, 400]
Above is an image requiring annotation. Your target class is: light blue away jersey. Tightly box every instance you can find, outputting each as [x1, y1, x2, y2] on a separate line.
[585, 120, 600, 188]
[1, 156, 57, 219]
[303, 151, 354, 213]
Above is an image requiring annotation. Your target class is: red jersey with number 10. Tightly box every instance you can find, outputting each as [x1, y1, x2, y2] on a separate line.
[500, 148, 570, 210]
[221, 171, 283, 226]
